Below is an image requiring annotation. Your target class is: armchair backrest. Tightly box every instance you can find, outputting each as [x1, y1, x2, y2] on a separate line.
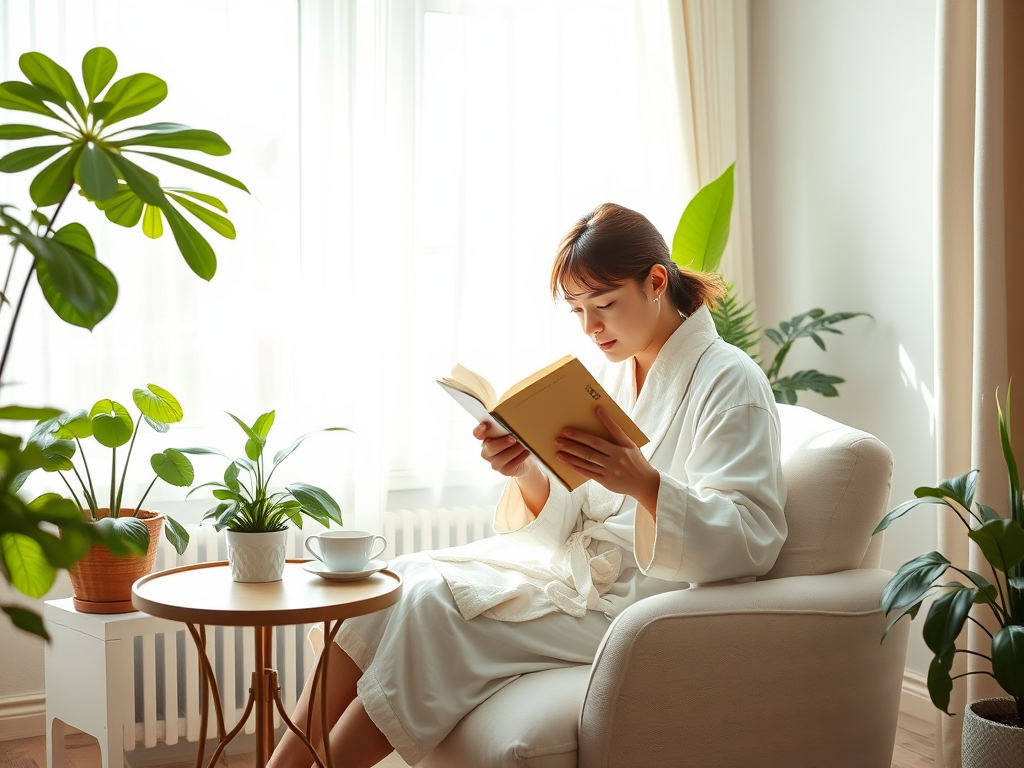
[761, 404, 894, 580]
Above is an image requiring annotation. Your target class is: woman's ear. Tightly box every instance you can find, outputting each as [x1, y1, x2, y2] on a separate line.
[649, 264, 669, 295]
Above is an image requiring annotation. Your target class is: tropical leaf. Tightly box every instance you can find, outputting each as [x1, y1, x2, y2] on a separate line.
[133, 150, 250, 193]
[287, 482, 343, 527]
[0, 144, 67, 173]
[19, 52, 86, 118]
[74, 144, 120, 201]
[133, 384, 183, 424]
[671, 163, 734, 273]
[151, 449, 194, 487]
[0, 80, 60, 118]
[99, 73, 167, 125]
[711, 283, 760, 359]
[113, 128, 230, 156]
[1, 605, 48, 640]
[0, 532, 56, 598]
[30, 146, 81, 207]
[772, 370, 845, 404]
[81, 47, 117, 102]
[89, 399, 133, 448]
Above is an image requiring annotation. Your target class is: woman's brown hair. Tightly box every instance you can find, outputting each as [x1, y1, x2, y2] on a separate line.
[550, 203, 725, 316]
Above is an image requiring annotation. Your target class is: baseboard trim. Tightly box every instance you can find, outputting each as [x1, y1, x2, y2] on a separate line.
[900, 670, 934, 723]
[0, 694, 44, 742]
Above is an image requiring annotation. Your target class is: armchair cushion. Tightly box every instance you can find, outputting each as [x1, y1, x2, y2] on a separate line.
[763, 404, 893, 579]
[417, 664, 589, 768]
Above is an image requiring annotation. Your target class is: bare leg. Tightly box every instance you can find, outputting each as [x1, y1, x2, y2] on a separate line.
[324, 697, 394, 768]
[268, 642, 362, 768]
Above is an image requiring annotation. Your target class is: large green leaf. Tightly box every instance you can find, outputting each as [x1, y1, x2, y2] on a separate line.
[287, 482, 343, 526]
[0, 81, 60, 118]
[1, 605, 49, 640]
[81, 47, 117, 102]
[920, 471, 979, 513]
[161, 202, 216, 280]
[167, 192, 235, 239]
[927, 646, 956, 715]
[0, 144, 67, 173]
[991, 625, 1024, 697]
[0, 532, 56, 598]
[30, 146, 81, 207]
[133, 150, 250, 193]
[922, 587, 976, 655]
[968, 519, 1024, 572]
[0, 406, 62, 421]
[874, 495, 962, 535]
[114, 128, 231, 156]
[74, 144, 120, 201]
[253, 411, 276, 439]
[89, 399, 133, 448]
[30, 409, 91, 444]
[94, 184, 145, 227]
[165, 188, 228, 212]
[35, 237, 118, 330]
[39, 440, 75, 471]
[880, 551, 951, 614]
[108, 153, 167, 206]
[19, 52, 86, 118]
[93, 515, 149, 557]
[133, 384, 183, 424]
[151, 448, 194, 487]
[162, 515, 189, 557]
[99, 73, 167, 126]
[227, 413, 264, 460]
[53, 222, 96, 257]
[0, 124, 65, 140]
[671, 162, 735, 274]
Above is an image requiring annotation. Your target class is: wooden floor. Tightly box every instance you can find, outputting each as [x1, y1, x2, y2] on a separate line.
[1, 714, 934, 767]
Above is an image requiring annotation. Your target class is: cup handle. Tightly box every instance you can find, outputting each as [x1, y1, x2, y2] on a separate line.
[370, 534, 387, 562]
[304, 536, 325, 564]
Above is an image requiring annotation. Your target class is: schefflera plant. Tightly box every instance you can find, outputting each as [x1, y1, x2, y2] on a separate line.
[24, 384, 197, 558]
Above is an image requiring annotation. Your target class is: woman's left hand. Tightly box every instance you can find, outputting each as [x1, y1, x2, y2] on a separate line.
[555, 407, 661, 512]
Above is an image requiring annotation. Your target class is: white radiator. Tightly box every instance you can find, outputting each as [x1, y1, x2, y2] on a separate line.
[126, 506, 494, 749]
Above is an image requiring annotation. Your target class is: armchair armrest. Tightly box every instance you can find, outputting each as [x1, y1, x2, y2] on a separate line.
[578, 569, 911, 768]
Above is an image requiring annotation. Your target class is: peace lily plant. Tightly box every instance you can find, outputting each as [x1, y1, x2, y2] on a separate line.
[874, 389, 1024, 728]
[0, 47, 247, 637]
[670, 163, 867, 404]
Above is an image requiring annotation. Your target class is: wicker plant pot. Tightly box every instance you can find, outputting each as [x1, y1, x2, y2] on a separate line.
[67, 508, 163, 614]
[962, 698, 1024, 767]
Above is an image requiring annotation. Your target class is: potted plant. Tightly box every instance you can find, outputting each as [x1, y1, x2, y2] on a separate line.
[874, 388, 1024, 766]
[21, 384, 196, 613]
[671, 162, 869, 404]
[190, 410, 348, 583]
[0, 47, 247, 636]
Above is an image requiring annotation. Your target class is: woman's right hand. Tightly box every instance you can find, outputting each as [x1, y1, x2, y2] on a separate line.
[474, 422, 533, 478]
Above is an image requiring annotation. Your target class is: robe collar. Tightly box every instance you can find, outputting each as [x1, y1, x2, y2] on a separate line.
[585, 304, 719, 522]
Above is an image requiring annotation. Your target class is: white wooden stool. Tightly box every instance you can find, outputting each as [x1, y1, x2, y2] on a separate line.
[44, 598, 181, 768]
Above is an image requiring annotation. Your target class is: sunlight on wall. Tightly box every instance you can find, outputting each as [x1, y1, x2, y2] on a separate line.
[898, 343, 937, 438]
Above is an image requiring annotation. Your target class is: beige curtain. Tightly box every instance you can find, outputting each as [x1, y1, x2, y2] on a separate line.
[667, 0, 756, 306]
[933, 0, 1024, 765]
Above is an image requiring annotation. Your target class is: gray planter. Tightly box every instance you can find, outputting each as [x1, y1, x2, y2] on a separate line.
[962, 698, 1024, 768]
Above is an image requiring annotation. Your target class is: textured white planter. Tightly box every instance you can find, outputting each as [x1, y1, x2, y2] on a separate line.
[225, 529, 288, 583]
[962, 698, 1024, 767]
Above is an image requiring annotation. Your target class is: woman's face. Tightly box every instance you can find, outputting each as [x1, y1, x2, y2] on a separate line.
[563, 276, 658, 363]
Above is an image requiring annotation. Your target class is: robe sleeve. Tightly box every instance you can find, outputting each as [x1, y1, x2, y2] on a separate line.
[493, 474, 588, 551]
[634, 402, 787, 584]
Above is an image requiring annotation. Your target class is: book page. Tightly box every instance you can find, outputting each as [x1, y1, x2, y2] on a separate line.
[443, 364, 499, 411]
[498, 355, 575, 404]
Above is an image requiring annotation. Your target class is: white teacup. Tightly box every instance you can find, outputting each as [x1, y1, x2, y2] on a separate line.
[304, 530, 387, 573]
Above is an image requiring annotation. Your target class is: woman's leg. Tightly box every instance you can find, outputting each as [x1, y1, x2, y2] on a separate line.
[322, 697, 394, 768]
[267, 642, 364, 768]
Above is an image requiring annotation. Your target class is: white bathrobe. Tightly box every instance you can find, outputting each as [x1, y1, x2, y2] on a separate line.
[336, 305, 787, 764]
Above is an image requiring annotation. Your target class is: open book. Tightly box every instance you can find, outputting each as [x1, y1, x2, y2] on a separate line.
[438, 356, 649, 491]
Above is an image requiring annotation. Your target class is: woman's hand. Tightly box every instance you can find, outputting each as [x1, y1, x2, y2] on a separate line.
[555, 407, 661, 516]
[474, 421, 532, 478]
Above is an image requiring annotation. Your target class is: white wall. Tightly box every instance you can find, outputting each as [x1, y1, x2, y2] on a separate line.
[749, 0, 937, 676]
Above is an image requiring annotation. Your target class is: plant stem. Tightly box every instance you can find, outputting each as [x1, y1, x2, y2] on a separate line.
[0, 239, 21, 323]
[967, 615, 995, 639]
[115, 415, 141, 516]
[57, 472, 84, 512]
[954, 648, 993, 662]
[951, 670, 998, 682]
[73, 436, 99, 514]
[0, 196, 68, 385]
[70, 463, 97, 516]
[135, 475, 158, 513]
[110, 446, 117, 516]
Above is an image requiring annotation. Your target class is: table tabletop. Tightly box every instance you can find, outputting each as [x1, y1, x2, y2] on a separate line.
[131, 559, 403, 627]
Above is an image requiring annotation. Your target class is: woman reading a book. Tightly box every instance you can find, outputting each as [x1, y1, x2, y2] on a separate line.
[269, 203, 787, 768]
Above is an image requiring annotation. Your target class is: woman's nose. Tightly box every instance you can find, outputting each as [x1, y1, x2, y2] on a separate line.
[582, 311, 602, 336]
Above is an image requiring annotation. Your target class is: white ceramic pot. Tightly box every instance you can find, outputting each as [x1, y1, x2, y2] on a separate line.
[225, 529, 288, 583]
[962, 698, 1024, 767]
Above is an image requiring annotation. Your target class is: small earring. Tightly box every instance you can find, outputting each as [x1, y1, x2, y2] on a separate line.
[654, 296, 660, 303]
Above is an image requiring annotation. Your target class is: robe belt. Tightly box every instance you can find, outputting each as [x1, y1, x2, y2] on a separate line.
[555, 529, 624, 614]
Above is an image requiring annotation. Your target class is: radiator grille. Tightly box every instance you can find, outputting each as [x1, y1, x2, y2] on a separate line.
[127, 506, 494, 748]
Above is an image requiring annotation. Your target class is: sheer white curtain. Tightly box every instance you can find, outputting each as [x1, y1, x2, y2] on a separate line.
[3, 0, 695, 532]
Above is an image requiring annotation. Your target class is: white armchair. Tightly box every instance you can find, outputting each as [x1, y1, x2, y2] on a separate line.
[419, 404, 911, 768]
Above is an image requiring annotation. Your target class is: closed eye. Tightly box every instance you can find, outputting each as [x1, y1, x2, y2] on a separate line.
[597, 302, 614, 310]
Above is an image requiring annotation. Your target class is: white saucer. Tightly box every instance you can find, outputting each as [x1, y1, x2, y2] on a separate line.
[303, 559, 388, 582]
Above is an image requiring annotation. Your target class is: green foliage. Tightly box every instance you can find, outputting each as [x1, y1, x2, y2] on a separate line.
[0, 48, 247, 639]
[671, 163, 734, 274]
[190, 411, 350, 534]
[22, 385, 195, 557]
[710, 283, 868, 405]
[876, 387, 1024, 725]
